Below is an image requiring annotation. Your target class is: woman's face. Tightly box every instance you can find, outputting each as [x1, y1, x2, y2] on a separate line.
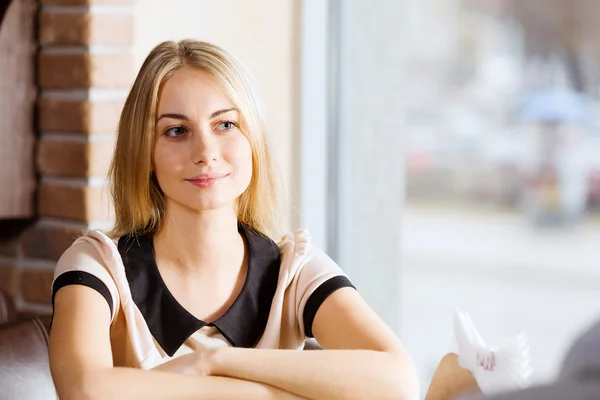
[153, 67, 253, 213]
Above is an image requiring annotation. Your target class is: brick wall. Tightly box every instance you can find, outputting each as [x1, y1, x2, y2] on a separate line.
[0, 0, 134, 315]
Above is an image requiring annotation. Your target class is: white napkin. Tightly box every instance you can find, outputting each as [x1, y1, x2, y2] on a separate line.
[453, 307, 533, 395]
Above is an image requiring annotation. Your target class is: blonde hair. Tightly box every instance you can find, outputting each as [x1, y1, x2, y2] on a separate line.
[108, 40, 282, 239]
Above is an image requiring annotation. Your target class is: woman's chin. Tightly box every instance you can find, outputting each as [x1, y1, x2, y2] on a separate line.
[186, 199, 237, 213]
[164, 192, 242, 215]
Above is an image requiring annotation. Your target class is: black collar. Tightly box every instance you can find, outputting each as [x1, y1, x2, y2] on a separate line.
[117, 223, 281, 356]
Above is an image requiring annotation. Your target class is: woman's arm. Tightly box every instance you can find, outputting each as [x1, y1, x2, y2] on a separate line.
[208, 288, 419, 400]
[50, 285, 307, 400]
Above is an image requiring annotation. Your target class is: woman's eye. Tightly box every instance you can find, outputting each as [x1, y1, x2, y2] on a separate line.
[164, 126, 188, 137]
[216, 121, 238, 132]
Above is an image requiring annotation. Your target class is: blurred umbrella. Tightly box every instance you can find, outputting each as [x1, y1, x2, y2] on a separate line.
[518, 89, 592, 123]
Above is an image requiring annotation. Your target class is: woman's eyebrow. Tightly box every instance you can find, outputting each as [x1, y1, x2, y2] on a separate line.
[156, 108, 238, 122]
[156, 113, 189, 122]
[210, 108, 239, 118]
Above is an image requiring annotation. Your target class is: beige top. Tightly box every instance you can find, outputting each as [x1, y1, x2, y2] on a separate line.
[52, 224, 354, 369]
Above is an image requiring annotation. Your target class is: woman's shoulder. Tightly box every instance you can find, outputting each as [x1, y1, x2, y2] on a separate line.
[53, 229, 122, 323]
[277, 228, 342, 275]
[59, 228, 118, 255]
[275, 229, 354, 339]
[277, 228, 310, 252]
[55, 229, 121, 277]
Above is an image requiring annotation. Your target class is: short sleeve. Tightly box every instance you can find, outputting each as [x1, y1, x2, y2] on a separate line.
[294, 247, 355, 338]
[52, 239, 119, 323]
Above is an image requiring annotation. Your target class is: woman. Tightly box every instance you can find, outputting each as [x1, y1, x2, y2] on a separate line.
[49, 39, 418, 400]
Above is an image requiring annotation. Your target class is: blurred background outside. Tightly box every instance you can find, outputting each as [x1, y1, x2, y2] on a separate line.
[315, 0, 600, 389]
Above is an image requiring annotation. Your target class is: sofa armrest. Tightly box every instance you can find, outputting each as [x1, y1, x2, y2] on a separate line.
[0, 289, 17, 325]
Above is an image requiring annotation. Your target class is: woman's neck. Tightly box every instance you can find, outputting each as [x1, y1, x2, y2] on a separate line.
[153, 203, 244, 276]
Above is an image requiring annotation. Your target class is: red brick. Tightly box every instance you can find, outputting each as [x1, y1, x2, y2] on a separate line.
[39, 182, 113, 222]
[20, 269, 55, 305]
[39, 98, 123, 134]
[40, 11, 134, 46]
[21, 222, 85, 261]
[38, 139, 86, 177]
[38, 138, 115, 178]
[38, 53, 134, 89]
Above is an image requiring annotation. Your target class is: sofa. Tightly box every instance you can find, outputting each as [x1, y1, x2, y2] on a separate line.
[0, 290, 57, 399]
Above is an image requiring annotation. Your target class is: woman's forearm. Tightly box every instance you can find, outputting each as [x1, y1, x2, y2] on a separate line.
[67, 367, 307, 400]
[210, 348, 418, 400]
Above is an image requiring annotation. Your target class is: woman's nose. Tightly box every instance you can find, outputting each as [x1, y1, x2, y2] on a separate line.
[191, 129, 219, 165]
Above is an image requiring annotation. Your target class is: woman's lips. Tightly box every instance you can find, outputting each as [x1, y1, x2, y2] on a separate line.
[185, 173, 230, 188]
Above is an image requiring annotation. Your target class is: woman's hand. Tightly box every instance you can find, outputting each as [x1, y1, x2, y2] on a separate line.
[151, 344, 221, 376]
[192, 343, 221, 376]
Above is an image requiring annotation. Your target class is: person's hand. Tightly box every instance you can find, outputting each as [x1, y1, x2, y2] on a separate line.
[425, 353, 480, 400]
[192, 342, 222, 376]
[151, 342, 225, 376]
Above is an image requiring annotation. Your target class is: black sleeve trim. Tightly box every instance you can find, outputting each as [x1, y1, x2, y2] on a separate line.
[303, 275, 355, 338]
[52, 271, 114, 317]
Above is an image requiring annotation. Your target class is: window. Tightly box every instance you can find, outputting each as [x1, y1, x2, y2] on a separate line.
[309, 0, 600, 390]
